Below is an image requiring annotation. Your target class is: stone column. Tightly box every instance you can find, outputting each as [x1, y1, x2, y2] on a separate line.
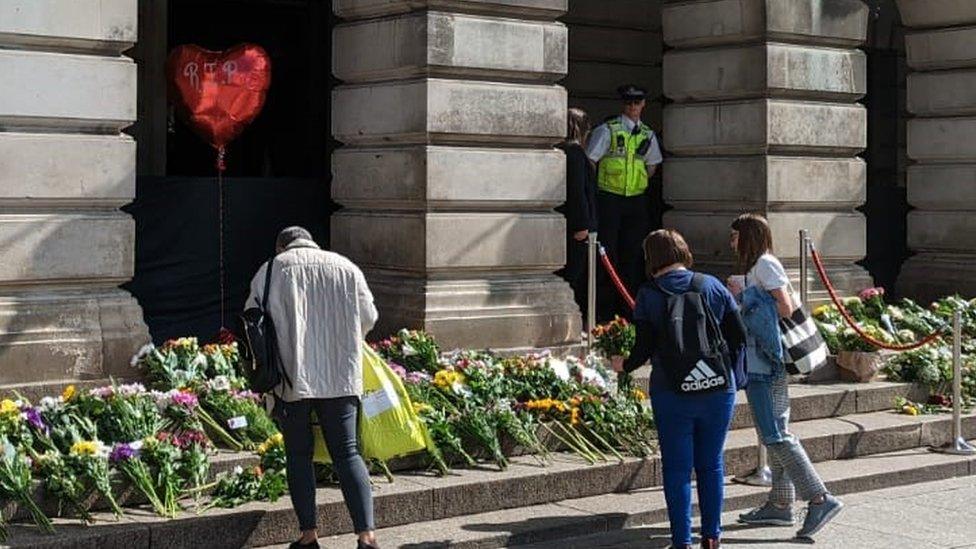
[896, 1, 976, 301]
[0, 0, 149, 386]
[662, 0, 873, 299]
[332, 0, 581, 350]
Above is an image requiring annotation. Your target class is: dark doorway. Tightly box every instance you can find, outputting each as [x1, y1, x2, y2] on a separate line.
[861, 0, 910, 294]
[125, 0, 334, 343]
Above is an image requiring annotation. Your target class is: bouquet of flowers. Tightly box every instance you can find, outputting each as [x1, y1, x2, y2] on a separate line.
[109, 440, 169, 517]
[591, 316, 636, 359]
[373, 329, 440, 373]
[79, 383, 163, 445]
[67, 439, 124, 518]
[206, 464, 287, 509]
[199, 383, 277, 451]
[0, 436, 53, 539]
[36, 450, 94, 523]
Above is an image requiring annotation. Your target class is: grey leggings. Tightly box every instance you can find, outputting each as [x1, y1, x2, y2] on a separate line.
[275, 396, 375, 533]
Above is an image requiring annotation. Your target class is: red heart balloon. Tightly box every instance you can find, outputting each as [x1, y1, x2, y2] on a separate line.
[166, 43, 272, 150]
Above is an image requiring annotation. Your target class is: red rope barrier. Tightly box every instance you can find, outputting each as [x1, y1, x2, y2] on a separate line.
[598, 245, 636, 311]
[809, 245, 944, 351]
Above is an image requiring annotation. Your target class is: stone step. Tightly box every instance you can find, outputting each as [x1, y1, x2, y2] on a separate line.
[5, 408, 974, 548]
[316, 445, 976, 549]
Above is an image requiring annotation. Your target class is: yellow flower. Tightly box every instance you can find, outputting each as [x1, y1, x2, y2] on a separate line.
[812, 305, 832, 318]
[570, 407, 581, 426]
[270, 433, 283, 446]
[62, 385, 76, 402]
[632, 388, 647, 402]
[412, 402, 432, 415]
[433, 370, 465, 390]
[257, 442, 269, 455]
[70, 440, 99, 456]
[902, 404, 919, 416]
[0, 399, 19, 417]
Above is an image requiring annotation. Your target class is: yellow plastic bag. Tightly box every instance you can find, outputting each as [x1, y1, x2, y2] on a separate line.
[314, 344, 437, 466]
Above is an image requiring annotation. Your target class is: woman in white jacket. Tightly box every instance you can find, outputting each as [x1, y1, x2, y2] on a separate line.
[247, 226, 380, 549]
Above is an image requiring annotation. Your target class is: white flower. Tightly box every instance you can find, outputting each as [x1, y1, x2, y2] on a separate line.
[401, 342, 418, 357]
[130, 440, 144, 451]
[130, 344, 156, 368]
[233, 466, 244, 475]
[547, 358, 571, 381]
[39, 396, 62, 412]
[209, 376, 231, 392]
[95, 441, 111, 460]
[580, 367, 608, 389]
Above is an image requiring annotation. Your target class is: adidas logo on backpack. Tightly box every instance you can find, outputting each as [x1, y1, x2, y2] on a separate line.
[681, 360, 727, 393]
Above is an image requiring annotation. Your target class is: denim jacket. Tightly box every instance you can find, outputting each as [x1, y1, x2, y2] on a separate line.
[740, 285, 783, 380]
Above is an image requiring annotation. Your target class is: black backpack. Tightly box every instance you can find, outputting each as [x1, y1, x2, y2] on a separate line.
[240, 257, 292, 394]
[650, 273, 733, 395]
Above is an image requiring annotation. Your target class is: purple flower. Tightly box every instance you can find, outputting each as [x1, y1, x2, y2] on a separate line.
[22, 407, 48, 435]
[109, 443, 139, 463]
[170, 391, 199, 409]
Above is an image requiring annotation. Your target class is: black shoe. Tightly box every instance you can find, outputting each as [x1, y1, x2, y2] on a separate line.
[357, 541, 379, 549]
[289, 540, 319, 549]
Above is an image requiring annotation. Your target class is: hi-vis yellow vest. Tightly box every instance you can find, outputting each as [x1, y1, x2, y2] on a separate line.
[597, 118, 651, 197]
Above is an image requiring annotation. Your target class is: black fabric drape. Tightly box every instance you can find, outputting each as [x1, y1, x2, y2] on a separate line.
[123, 176, 330, 344]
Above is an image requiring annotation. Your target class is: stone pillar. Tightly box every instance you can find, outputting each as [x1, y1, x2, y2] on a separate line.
[662, 0, 873, 299]
[896, 1, 976, 301]
[0, 0, 149, 386]
[332, 0, 581, 350]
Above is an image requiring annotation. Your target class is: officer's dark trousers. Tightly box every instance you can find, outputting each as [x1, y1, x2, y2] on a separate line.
[596, 191, 650, 322]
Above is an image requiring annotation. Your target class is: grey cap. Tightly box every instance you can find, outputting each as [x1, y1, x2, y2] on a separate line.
[276, 226, 314, 251]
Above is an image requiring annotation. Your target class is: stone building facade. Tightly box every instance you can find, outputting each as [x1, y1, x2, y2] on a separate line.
[0, 0, 973, 388]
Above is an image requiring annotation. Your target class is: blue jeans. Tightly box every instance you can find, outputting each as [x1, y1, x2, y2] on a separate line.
[275, 396, 375, 533]
[651, 388, 735, 546]
[745, 372, 827, 504]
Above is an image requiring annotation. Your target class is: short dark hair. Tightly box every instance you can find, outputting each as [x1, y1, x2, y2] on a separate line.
[276, 226, 313, 252]
[643, 229, 694, 278]
[730, 213, 773, 274]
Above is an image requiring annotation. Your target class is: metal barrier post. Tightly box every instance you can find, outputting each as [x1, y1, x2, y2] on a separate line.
[799, 229, 809, 306]
[586, 232, 598, 350]
[733, 433, 773, 486]
[934, 310, 976, 455]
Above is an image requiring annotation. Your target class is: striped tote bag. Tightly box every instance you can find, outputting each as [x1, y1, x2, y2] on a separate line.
[779, 301, 829, 375]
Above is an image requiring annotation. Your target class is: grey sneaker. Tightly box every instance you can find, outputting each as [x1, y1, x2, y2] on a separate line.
[738, 502, 795, 526]
[796, 494, 844, 538]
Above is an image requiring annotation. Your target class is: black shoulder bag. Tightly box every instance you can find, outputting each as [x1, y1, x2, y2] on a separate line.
[240, 258, 292, 393]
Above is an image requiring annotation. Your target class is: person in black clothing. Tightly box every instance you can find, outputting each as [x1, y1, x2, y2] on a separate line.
[556, 107, 599, 317]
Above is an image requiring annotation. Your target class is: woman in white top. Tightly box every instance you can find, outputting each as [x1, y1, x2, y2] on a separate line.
[726, 214, 843, 540]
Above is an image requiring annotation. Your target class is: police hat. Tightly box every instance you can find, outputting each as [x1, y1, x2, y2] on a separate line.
[617, 84, 647, 101]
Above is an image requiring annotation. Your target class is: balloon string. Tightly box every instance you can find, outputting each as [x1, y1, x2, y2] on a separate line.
[217, 146, 226, 331]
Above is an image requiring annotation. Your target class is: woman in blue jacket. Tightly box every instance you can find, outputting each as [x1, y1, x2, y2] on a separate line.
[728, 213, 843, 539]
[612, 229, 746, 549]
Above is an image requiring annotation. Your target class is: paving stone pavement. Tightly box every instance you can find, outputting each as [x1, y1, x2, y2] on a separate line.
[526, 475, 976, 548]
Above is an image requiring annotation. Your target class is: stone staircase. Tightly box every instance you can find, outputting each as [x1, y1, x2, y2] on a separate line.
[4, 381, 975, 548]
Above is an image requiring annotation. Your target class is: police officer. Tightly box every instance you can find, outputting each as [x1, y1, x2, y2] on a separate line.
[586, 84, 663, 321]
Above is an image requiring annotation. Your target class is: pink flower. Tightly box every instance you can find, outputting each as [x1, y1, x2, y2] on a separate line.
[170, 391, 199, 409]
[90, 386, 115, 399]
[858, 287, 885, 301]
[389, 362, 407, 379]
